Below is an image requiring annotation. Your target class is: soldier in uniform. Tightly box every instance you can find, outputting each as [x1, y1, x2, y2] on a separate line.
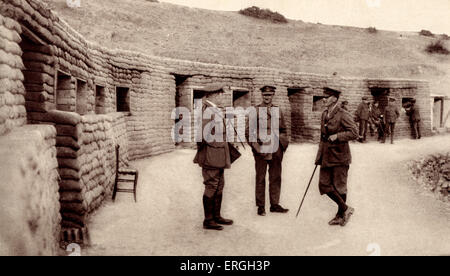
[406, 99, 421, 139]
[315, 87, 358, 226]
[341, 100, 349, 111]
[383, 97, 400, 144]
[355, 96, 370, 142]
[370, 101, 384, 142]
[247, 85, 290, 216]
[193, 100, 239, 230]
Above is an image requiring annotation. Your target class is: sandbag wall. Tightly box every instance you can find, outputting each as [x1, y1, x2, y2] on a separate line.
[126, 70, 176, 160]
[20, 34, 55, 119]
[49, 110, 118, 229]
[0, 125, 60, 255]
[78, 114, 115, 213]
[0, 13, 27, 135]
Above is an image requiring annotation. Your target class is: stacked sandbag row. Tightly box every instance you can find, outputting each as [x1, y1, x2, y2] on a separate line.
[78, 114, 115, 213]
[20, 33, 55, 119]
[46, 110, 85, 229]
[0, 14, 27, 135]
[126, 71, 176, 160]
[109, 112, 129, 165]
[45, 110, 117, 228]
[0, 124, 60, 255]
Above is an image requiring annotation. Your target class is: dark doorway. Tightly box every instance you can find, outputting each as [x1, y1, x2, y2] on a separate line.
[76, 79, 88, 115]
[288, 88, 306, 142]
[116, 87, 130, 112]
[433, 97, 444, 129]
[95, 85, 106, 114]
[371, 88, 390, 112]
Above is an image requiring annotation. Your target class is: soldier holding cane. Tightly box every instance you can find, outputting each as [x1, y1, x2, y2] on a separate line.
[315, 88, 358, 226]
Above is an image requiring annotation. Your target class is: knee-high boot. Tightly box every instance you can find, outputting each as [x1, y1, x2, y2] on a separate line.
[213, 194, 233, 225]
[203, 195, 223, 230]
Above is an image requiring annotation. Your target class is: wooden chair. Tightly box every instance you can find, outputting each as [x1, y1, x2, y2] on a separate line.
[112, 145, 138, 202]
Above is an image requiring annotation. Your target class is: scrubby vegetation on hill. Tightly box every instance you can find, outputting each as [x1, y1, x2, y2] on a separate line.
[239, 6, 288, 23]
[426, 40, 449, 55]
[420, 29, 434, 37]
[367, 27, 378, 34]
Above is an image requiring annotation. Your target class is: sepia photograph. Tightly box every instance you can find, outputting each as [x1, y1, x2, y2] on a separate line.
[0, 0, 449, 260]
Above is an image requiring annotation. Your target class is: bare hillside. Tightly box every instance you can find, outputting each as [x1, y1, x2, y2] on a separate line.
[42, 0, 450, 95]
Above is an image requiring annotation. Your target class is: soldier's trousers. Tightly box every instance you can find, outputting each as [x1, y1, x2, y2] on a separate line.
[384, 123, 396, 143]
[411, 120, 421, 139]
[254, 146, 283, 207]
[202, 168, 224, 198]
[318, 165, 349, 196]
[358, 120, 368, 141]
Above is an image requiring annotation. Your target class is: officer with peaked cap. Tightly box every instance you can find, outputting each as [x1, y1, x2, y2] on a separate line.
[247, 85, 289, 216]
[315, 87, 359, 226]
[194, 99, 239, 230]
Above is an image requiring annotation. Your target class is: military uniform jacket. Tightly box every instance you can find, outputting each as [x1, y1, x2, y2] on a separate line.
[384, 105, 400, 123]
[407, 105, 421, 122]
[355, 102, 370, 121]
[193, 104, 231, 169]
[315, 105, 359, 168]
[370, 106, 382, 121]
[247, 103, 289, 155]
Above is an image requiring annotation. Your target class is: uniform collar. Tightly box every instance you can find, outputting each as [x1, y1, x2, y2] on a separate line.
[259, 102, 273, 108]
[326, 103, 339, 118]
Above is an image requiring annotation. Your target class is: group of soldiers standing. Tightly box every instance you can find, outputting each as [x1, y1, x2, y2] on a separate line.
[193, 85, 359, 230]
[351, 96, 421, 144]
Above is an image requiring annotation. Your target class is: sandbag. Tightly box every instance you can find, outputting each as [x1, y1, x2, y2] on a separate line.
[61, 212, 85, 226]
[55, 124, 82, 139]
[56, 136, 80, 150]
[59, 191, 83, 203]
[56, 146, 78, 159]
[58, 168, 80, 180]
[48, 110, 81, 126]
[59, 179, 83, 192]
[60, 202, 87, 215]
[57, 157, 80, 170]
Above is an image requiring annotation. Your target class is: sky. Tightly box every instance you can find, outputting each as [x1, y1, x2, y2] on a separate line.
[161, 0, 450, 34]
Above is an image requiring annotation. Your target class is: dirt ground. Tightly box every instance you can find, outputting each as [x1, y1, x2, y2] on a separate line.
[84, 134, 450, 256]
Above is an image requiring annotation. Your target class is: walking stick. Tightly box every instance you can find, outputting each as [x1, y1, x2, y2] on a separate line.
[296, 165, 318, 218]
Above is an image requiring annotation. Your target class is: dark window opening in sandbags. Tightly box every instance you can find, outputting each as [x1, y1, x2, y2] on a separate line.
[56, 71, 75, 112]
[193, 90, 206, 110]
[288, 88, 306, 142]
[193, 89, 225, 110]
[95, 85, 106, 114]
[232, 90, 250, 107]
[116, 87, 130, 112]
[402, 97, 415, 108]
[174, 74, 190, 87]
[371, 87, 390, 112]
[312, 96, 326, 112]
[76, 79, 88, 115]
